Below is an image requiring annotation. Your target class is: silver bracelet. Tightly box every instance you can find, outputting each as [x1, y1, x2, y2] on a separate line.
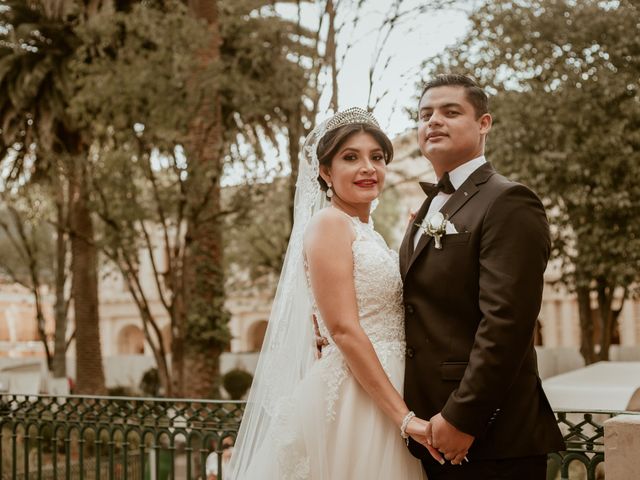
[400, 411, 416, 443]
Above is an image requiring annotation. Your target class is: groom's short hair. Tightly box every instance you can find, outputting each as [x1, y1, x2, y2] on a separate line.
[420, 74, 489, 118]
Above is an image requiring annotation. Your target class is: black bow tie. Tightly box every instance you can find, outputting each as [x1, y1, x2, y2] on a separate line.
[420, 171, 456, 197]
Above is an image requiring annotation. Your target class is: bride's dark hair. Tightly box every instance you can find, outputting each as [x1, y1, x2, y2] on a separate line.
[316, 123, 394, 192]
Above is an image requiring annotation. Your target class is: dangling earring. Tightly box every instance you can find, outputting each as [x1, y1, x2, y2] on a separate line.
[326, 182, 334, 199]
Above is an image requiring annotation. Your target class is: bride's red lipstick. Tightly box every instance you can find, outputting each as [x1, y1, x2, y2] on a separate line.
[354, 179, 377, 187]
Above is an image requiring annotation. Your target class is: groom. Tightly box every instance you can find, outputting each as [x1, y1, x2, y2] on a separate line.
[399, 74, 565, 479]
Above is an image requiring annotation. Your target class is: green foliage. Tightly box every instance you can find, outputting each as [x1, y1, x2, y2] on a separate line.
[0, 1, 110, 391]
[1, 0, 320, 378]
[420, 0, 640, 293]
[223, 178, 291, 285]
[68, 0, 210, 145]
[140, 367, 161, 397]
[222, 368, 253, 400]
[418, 0, 640, 361]
[0, 185, 56, 287]
[186, 260, 232, 346]
[372, 185, 403, 248]
[67, 0, 207, 275]
[63, 0, 319, 355]
[218, 0, 317, 147]
[106, 385, 136, 397]
[0, 0, 81, 160]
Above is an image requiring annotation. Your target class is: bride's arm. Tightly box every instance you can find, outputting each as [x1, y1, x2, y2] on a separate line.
[304, 212, 441, 460]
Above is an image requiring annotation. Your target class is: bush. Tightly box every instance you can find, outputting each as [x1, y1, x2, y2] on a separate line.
[140, 368, 160, 397]
[222, 369, 253, 400]
[107, 385, 135, 397]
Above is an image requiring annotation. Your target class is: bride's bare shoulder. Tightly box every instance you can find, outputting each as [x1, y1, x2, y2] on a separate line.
[304, 208, 355, 248]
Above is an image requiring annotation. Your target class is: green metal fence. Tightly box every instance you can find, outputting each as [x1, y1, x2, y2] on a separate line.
[0, 394, 244, 480]
[0, 394, 637, 479]
[548, 409, 640, 480]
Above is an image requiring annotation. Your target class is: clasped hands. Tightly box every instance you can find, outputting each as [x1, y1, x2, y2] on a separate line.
[423, 413, 474, 466]
[407, 414, 472, 466]
[312, 315, 472, 465]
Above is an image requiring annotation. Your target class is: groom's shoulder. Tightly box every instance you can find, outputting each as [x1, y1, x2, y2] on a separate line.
[485, 170, 543, 203]
[477, 169, 546, 217]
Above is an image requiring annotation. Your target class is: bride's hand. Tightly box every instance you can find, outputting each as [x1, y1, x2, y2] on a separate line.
[406, 417, 445, 465]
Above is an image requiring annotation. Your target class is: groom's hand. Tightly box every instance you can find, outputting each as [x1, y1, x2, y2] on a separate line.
[405, 418, 445, 465]
[427, 413, 474, 465]
[312, 314, 329, 359]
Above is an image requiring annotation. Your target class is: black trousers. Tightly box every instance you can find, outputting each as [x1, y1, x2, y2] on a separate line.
[421, 454, 548, 480]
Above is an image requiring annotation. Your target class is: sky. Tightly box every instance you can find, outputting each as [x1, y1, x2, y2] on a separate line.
[278, 0, 475, 136]
[223, 0, 476, 185]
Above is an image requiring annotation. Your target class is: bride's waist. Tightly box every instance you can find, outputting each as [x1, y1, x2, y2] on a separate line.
[321, 337, 405, 358]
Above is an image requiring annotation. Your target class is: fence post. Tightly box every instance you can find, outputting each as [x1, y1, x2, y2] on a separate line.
[149, 449, 156, 480]
[604, 414, 640, 479]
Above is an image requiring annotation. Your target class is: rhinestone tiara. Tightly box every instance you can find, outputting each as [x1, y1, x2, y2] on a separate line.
[325, 107, 380, 132]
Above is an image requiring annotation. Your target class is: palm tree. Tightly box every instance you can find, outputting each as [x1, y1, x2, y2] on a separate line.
[0, 0, 107, 394]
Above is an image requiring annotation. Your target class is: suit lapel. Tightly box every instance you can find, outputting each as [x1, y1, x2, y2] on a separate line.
[399, 196, 434, 276]
[404, 162, 496, 278]
[439, 182, 479, 220]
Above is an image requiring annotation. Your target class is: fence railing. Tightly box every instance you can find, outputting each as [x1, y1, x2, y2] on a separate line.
[550, 410, 615, 479]
[0, 394, 244, 480]
[0, 394, 637, 479]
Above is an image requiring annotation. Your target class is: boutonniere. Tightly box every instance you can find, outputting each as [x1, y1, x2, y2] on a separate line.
[415, 212, 455, 250]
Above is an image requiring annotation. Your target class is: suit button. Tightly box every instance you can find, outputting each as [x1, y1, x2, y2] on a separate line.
[406, 347, 415, 359]
[405, 305, 414, 314]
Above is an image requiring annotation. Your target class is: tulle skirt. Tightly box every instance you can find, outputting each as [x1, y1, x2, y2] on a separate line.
[241, 343, 426, 479]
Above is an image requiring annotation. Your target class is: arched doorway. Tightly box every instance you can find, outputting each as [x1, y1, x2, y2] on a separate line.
[117, 324, 145, 355]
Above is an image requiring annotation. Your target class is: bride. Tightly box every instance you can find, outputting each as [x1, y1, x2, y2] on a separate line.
[228, 108, 441, 479]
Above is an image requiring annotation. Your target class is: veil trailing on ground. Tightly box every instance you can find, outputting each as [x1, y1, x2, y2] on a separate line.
[228, 108, 381, 479]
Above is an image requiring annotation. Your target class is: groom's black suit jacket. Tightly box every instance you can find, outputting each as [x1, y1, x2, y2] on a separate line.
[399, 162, 565, 462]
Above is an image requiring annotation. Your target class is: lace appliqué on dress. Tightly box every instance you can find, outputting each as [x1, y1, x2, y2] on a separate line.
[319, 348, 349, 422]
[310, 216, 407, 422]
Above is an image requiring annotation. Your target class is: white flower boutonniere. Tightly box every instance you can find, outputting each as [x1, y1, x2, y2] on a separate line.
[415, 212, 456, 249]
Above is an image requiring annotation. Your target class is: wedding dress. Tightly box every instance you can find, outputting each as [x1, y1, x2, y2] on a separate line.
[228, 108, 426, 480]
[238, 212, 426, 479]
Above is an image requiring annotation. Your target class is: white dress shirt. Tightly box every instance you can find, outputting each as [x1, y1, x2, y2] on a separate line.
[413, 155, 487, 250]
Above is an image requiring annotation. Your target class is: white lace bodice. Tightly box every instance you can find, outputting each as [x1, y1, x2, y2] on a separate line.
[263, 211, 422, 480]
[306, 212, 406, 420]
[311, 215, 405, 345]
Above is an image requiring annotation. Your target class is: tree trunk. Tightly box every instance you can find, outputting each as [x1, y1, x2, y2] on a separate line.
[142, 317, 172, 397]
[181, 187, 227, 398]
[183, 347, 222, 399]
[178, 0, 229, 399]
[596, 280, 626, 362]
[33, 287, 52, 370]
[326, 0, 338, 112]
[52, 181, 69, 379]
[135, 298, 172, 396]
[171, 290, 185, 396]
[577, 285, 595, 365]
[69, 156, 106, 395]
[596, 277, 613, 361]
